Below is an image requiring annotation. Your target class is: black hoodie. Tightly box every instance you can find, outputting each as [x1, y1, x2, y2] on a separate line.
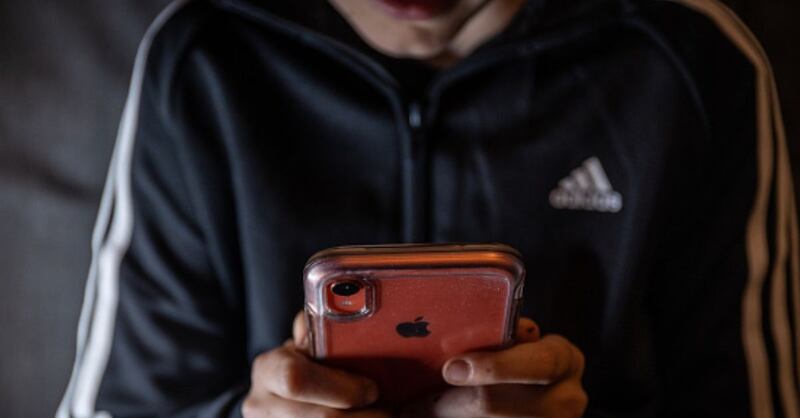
[58, 0, 799, 417]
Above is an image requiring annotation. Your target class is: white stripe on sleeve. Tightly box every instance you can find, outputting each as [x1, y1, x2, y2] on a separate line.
[667, 2, 800, 418]
[56, 1, 191, 417]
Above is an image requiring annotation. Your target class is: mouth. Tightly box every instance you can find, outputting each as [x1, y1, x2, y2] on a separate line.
[373, 0, 460, 20]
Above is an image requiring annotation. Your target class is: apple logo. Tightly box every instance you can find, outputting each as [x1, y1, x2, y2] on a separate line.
[396, 316, 431, 338]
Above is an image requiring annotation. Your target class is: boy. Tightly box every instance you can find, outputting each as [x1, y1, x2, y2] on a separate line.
[59, 0, 799, 417]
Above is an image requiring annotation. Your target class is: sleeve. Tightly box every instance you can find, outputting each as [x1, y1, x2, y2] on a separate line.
[647, 2, 799, 418]
[57, 4, 249, 418]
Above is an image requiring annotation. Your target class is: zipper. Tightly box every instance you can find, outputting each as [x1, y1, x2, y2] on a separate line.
[408, 102, 423, 130]
[214, 0, 585, 242]
[404, 100, 426, 242]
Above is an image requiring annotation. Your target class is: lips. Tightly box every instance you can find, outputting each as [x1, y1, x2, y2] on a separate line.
[373, 0, 459, 20]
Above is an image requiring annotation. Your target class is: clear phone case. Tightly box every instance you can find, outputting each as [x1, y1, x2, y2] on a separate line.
[303, 243, 525, 404]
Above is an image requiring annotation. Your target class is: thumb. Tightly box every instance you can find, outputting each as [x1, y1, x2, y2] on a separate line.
[293, 310, 310, 352]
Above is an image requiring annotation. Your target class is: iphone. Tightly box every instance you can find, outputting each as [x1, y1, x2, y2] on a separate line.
[303, 243, 525, 404]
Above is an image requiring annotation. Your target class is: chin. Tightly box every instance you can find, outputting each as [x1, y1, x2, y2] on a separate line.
[378, 43, 447, 60]
[366, 29, 454, 60]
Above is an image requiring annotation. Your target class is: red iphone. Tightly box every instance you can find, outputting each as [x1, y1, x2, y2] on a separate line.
[303, 243, 525, 404]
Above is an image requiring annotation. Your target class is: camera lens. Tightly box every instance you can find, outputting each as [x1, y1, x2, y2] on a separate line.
[332, 281, 362, 296]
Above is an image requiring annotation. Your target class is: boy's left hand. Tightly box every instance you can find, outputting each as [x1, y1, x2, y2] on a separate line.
[401, 318, 588, 418]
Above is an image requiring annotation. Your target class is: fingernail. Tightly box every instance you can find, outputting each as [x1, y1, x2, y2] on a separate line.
[444, 359, 471, 384]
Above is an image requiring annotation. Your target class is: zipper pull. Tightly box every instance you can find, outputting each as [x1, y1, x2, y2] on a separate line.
[408, 102, 423, 130]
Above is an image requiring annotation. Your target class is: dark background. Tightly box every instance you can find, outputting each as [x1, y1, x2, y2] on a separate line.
[0, 1, 796, 417]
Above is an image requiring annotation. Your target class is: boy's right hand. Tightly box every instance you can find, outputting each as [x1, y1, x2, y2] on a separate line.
[242, 312, 389, 418]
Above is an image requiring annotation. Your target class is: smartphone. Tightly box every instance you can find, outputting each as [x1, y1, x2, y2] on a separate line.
[303, 243, 525, 404]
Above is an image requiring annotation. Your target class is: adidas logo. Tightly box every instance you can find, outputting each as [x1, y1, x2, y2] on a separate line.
[549, 157, 623, 213]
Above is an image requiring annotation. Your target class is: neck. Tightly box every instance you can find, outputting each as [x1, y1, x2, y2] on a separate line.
[427, 0, 526, 68]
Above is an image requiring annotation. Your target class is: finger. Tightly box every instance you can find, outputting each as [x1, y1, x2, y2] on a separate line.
[515, 317, 540, 343]
[252, 346, 379, 409]
[443, 335, 585, 386]
[293, 310, 309, 352]
[243, 391, 392, 418]
[403, 383, 587, 418]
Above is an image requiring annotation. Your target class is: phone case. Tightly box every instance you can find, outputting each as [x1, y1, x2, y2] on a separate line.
[303, 243, 525, 404]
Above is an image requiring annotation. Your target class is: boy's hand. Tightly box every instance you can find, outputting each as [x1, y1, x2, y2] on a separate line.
[402, 318, 588, 418]
[242, 312, 390, 418]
